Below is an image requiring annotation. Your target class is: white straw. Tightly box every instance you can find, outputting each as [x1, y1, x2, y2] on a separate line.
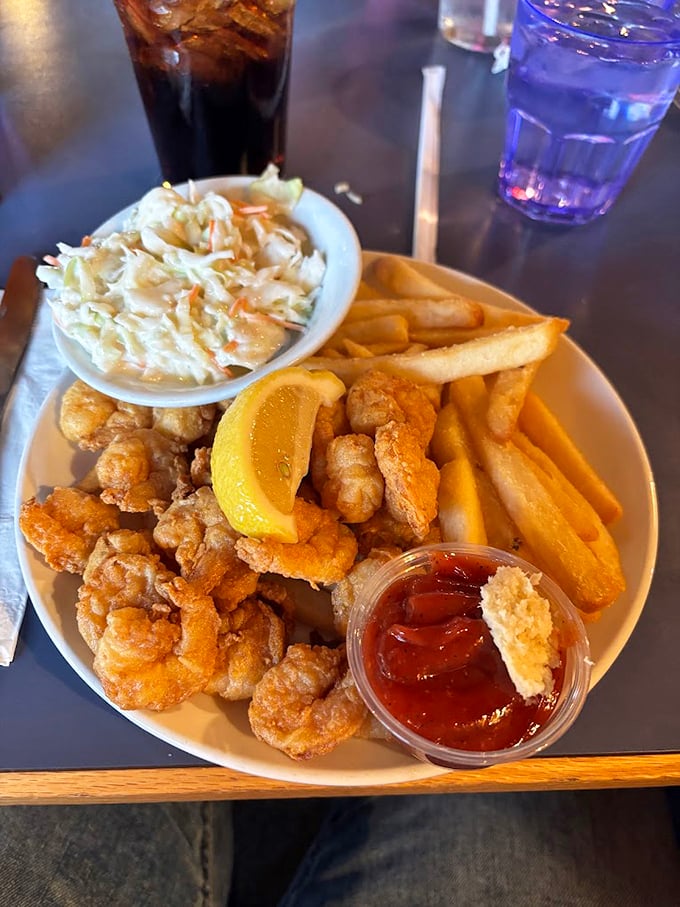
[482, 0, 501, 38]
[412, 65, 446, 263]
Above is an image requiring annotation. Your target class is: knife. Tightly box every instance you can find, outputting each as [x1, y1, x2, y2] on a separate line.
[0, 256, 41, 420]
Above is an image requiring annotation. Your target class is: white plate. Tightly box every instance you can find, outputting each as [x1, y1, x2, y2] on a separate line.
[51, 176, 362, 408]
[16, 253, 658, 785]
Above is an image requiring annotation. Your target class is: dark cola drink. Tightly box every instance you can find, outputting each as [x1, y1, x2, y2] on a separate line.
[113, 0, 295, 183]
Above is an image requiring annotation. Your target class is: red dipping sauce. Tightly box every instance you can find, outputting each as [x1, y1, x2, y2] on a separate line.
[362, 551, 565, 752]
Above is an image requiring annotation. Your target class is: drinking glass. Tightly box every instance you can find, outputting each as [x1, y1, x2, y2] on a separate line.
[498, 0, 680, 224]
[112, 0, 296, 184]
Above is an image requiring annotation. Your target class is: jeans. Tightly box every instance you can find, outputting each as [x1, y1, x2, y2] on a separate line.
[1, 789, 679, 906]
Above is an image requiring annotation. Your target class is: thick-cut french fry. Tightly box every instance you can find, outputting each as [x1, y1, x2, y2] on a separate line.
[438, 458, 488, 546]
[305, 318, 569, 387]
[328, 314, 410, 348]
[475, 470, 537, 564]
[368, 255, 452, 299]
[354, 278, 384, 300]
[486, 362, 541, 442]
[450, 375, 625, 613]
[409, 326, 509, 346]
[480, 304, 543, 329]
[519, 391, 623, 525]
[342, 339, 409, 357]
[345, 296, 484, 329]
[431, 402, 476, 467]
[513, 430, 600, 542]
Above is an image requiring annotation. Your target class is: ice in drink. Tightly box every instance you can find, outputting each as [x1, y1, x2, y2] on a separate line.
[498, 0, 680, 224]
[113, 0, 296, 184]
[438, 0, 515, 53]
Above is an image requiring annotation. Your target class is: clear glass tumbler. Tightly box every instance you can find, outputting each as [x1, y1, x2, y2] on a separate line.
[498, 0, 680, 224]
[112, 0, 296, 184]
[439, 0, 516, 52]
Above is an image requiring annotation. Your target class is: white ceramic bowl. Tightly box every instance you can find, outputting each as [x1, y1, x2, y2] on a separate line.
[51, 175, 362, 407]
[347, 543, 592, 770]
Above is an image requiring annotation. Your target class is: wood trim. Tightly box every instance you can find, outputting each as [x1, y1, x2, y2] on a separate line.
[2, 754, 679, 805]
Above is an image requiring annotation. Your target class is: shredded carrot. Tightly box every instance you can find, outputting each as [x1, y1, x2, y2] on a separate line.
[208, 350, 233, 376]
[43, 255, 61, 267]
[208, 219, 216, 252]
[81, 235, 93, 247]
[233, 202, 270, 215]
[188, 285, 200, 305]
[222, 340, 239, 354]
[228, 297, 250, 317]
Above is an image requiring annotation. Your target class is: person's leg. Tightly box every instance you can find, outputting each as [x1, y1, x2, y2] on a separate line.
[0, 801, 233, 907]
[278, 789, 680, 907]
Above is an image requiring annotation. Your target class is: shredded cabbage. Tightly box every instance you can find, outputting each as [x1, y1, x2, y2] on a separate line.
[38, 166, 326, 384]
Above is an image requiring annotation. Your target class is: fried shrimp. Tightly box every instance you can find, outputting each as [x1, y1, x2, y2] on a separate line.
[96, 428, 188, 514]
[235, 499, 358, 588]
[321, 434, 384, 524]
[330, 547, 399, 636]
[77, 529, 176, 652]
[189, 447, 213, 488]
[59, 380, 152, 451]
[205, 582, 294, 700]
[310, 399, 350, 493]
[345, 369, 437, 449]
[152, 405, 216, 444]
[18, 486, 120, 574]
[153, 486, 253, 594]
[92, 575, 219, 711]
[248, 644, 367, 760]
[374, 421, 440, 540]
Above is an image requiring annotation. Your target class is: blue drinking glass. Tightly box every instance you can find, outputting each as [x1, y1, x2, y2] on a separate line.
[498, 0, 680, 224]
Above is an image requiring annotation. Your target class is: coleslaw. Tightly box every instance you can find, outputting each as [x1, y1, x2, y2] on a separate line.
[37, 167, 327, 384]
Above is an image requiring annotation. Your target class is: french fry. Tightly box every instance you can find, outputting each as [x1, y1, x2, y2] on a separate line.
[474, 469, 535, 561]
[354, 278, 384, 300]
[450, 375, 625, 613]
[306, 318, 569, 387]
[342, 339, 409, 357]
[438, 458, 488, 546]
[345, 296, 484, 329]
[431, 402, 476, 467]
[368, 255, 453, 299]
[519, 391, 623, 525]
[341, 339, 376, 358]
[409, 325, 510, 346]
[486, 362, 541, 442]
[328, 314, 410, 348]
[513, 430, 600, 542]
[480, 304, 543, 329]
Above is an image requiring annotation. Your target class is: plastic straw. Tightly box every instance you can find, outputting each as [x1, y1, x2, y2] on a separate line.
[412, 65, 446, 263]
[483, 0, 501, 37]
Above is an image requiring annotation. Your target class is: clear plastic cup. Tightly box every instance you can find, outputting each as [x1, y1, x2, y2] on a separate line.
[347, 543, 592, 770]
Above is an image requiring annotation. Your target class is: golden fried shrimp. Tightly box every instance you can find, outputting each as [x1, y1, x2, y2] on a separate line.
[96, 428, 188, 514]
[345, 369, 437, 448]
[18, 487, 120, 574]
[190, 447, 213, 488]
[152, 405, 216, 444]
[321, 434, 384, 524]
[330, 547, 399, 636]
[59, 380, 152, 451]
[153, 486, 252, 595]
[235, 499, 358, 588]
[374, 421, 440, 541]
[77, 529, 175, 652]
[310, 399, 350, 493]
[248, 644, 367, 760]
[92, 575, 219, 711]
[205, 583, 292, 700]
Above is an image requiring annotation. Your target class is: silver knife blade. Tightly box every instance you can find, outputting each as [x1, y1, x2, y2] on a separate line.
[0, 255, 41, 418]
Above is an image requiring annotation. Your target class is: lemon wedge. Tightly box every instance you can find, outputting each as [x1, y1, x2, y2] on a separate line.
[211, 367, 345, 542]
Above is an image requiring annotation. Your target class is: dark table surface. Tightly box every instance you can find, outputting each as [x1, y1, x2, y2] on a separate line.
[1, 0, 679, 774]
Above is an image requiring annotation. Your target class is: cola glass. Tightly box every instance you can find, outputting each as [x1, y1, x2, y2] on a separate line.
[113, 0, 296, 183]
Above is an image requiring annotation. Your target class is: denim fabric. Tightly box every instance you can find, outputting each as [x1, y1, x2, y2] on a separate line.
[0, 801, 232, 907]
[278, 790, 680, 907]
[1, 790, 679, 907]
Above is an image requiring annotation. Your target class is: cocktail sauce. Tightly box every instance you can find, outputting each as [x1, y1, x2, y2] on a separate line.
[362, 552, 564, 752]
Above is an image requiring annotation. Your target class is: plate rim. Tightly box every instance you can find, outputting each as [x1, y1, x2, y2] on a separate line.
[16, 251, 659, 783]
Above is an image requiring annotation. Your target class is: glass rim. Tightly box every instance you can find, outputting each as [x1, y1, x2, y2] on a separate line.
[520, 0, 680, 48]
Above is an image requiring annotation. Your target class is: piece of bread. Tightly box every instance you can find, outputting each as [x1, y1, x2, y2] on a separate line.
[480, 566, 558, 701]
